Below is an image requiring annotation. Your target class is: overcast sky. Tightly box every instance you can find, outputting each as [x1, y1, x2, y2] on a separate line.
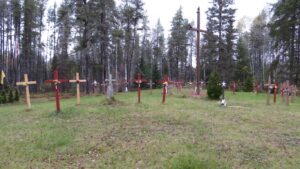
[48, 0, 277, 35]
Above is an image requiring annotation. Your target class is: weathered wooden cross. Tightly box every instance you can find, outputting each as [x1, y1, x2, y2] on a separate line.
[69, 73, 86, 105]
[175, 80, 184, 93]
[264, 76, 276, 105]
[284, 81, 290, 106]
[45, 70, 68, 113]
[16, 74, 36, 109]
[160, 75, 173, 104]
[105, 74, 116, 100]
[147, 79, 155, 93]
[131, 73, 147, 103]
[231, 81, 236, 95]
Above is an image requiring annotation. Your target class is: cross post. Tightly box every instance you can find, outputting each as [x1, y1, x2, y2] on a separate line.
[188, 7, 206, 96]
[264, 76, 276, 105]
[131, 73, 147, 103]
[16, 74, 36, 109]
[231, 81, 236, 95]
[105, 74, 116, 100]
[69, 73, 86, 105]
[45, 70, 68, 113]
[159, 75, 173, 104]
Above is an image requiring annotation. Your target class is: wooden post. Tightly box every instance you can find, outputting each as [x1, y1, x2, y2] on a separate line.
[160, 75, 173, 104]
[285, 81, 290, 106]
[105, 74, 116, 100]
[264, 76, 275, 105]
[131, 73, 147, 103]
[187, 7, 206, 95]
[16, 74, 36, 109]
[45, 70, 68, 113]
[274, 81, 278, 103]
[231, 81, 236, 95]
[69, 73, 86, 105]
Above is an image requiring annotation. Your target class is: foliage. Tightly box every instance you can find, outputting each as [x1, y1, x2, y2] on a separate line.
[170, 155, 219, 169]
[207, 71, 222, 100]
[1, 91, 7, 104]
[15, 89, 20, 102]
[203, 0, 237, 80]
[8, 90, 14, 103]
[243, 76, 253, 92]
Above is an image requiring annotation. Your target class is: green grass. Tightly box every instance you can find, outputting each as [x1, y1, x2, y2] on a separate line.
[0, 89, 299, 168]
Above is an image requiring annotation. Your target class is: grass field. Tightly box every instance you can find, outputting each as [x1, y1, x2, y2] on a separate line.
[0, 89, 299, 169]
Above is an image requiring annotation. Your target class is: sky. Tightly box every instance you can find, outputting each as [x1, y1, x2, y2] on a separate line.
[142, 0, 277, 35]
[49, 0, 277, 35]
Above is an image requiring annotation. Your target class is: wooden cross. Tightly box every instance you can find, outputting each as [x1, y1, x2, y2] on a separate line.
[175, 80, 184, 93]
[45, 70, 68, 113]
[159, 75, 173, 104]
[100, 81, 107, 94]
[264, 76, 276, 105]
[93, 80, 99, 94]
[231, 81, 236, 95]
[147, 79, 155, 93]
[16, 74, 36, 109]
[131, 73, 147, 103]
[69, 73, 86, 105]
[284, 81, 290, 106]
[105, 74, 116, 100]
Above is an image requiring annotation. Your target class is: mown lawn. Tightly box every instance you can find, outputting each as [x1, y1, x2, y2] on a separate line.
[0, 89, 299, 168]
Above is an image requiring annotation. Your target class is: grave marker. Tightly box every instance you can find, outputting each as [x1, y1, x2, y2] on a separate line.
[264, 76, 276, 105]
[131, 73, 147, 103]
[16, 74, 36, 109]
[231, 81, 236, 95]
[160, 75, 173, 104]
[45, 70, 68, 113]
[105, 74, 116, 100]
[69, 73, 86, 105]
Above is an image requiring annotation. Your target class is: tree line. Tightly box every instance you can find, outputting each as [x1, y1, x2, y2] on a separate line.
[0, 0, 299, 94]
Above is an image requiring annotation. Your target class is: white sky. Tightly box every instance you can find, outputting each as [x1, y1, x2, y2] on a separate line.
[143, 0, 277, 35]
[49, 0, 277, 35]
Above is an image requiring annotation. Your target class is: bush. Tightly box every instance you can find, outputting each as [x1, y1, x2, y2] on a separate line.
[243, 76, 253, 92]
[207, 72, 222, 100]
[15, 89, 20, 102]
[1, 91, 7, 104]
[8, 89, 14, 103]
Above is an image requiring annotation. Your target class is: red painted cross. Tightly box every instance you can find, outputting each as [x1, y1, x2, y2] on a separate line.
[231, 81, 236, 95]
[159, 75, 173, 104]
[131, 73, 147, 103]
[175, 80, 184, 93]
[45, 70, 68, 113]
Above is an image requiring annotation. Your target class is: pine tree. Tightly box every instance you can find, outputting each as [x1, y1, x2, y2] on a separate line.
[168, 7, 189, 80]
[243, 76, 253, 92]
[207, 71, 222, 100]
[203, 0, 237, 81]
[234, 37, 251, 82]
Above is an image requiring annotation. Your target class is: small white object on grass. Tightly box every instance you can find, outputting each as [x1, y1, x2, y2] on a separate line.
[220, 99, 227, 107]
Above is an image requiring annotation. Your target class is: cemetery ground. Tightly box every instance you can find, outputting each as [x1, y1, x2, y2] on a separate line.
[0, 90, 299, 169]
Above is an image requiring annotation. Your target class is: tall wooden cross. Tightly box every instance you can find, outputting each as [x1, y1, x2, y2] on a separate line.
[105, 74, 116, 100]
[131, 73, 147, 103]
[45, 70, 68, 113]
[188, 7, 206, 95]
[69, 73, 86, 105]
[16, 74, 36, 109]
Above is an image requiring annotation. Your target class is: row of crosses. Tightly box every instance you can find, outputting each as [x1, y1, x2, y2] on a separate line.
[17, 70, 86, 113]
